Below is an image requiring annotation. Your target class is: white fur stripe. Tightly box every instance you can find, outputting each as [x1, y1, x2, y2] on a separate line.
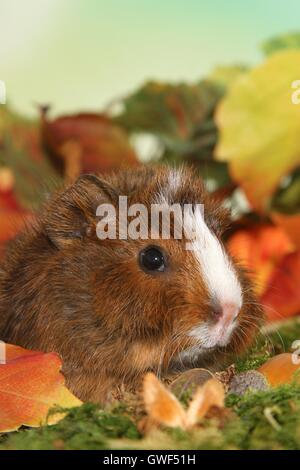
[185, 205, 243, 309]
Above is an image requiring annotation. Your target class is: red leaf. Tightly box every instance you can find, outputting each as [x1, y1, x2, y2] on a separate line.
[228, 224, 294, 295]
[261, 251, 300, 321]
[227, 224, 300, 321]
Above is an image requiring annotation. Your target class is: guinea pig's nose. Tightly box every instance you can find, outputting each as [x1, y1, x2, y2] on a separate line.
[211, 302, 240, 325]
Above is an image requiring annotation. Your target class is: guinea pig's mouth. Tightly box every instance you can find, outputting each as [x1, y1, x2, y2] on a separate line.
[186, 300, 242, 351]
[171, 317, 239, 370]
[188, 317, 238, 350]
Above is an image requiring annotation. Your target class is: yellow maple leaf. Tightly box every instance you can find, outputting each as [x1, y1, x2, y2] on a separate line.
[215, 49, 300, 212]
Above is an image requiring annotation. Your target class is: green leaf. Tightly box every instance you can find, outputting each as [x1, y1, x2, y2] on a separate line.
[272, 167, 300, 214]
[114, 80, 222, 141]
[262, 32, 300, 56]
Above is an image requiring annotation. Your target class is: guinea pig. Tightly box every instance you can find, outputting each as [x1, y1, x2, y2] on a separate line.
[0, 166, 263, 402]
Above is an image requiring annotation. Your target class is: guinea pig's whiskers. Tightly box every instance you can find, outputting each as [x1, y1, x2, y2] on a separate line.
[243, 298, 287, 328]
[260, 303, 286, 321]
[241, 306, 283, 354]
[268, 329, 285, 352]
[166, 332, 195, 372]
[167, 333, 189, 370]
[239, 317, 261, 330]
[158, 332, 180, 372]
[231, 324, 252, 353]
[156, 342, 169, 379]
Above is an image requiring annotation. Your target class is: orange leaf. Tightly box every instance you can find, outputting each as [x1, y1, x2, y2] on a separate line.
[0, 343, 82, 433]
[228, 224, 300, 321]
[227, 224, 294, 295]
[261, 251, 300, 321]
[271, 212, 300, 250]
[258, 353, 300, 386]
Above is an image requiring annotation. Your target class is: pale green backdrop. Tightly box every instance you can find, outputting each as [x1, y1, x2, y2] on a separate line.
[1, 0, 300, 116]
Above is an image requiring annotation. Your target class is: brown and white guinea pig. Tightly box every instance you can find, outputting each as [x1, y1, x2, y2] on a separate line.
[0, 166, 263, 402]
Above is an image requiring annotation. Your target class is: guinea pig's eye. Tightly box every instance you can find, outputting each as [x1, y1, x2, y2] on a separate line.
[139, 246, 167, 273]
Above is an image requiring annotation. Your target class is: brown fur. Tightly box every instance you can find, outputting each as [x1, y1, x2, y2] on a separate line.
[0, 166, 263, 402]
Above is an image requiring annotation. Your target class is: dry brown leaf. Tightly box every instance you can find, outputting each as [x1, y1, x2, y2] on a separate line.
[142, 372, 225, 432]
[186, 378, 225, 427]
[143, 373, 186, 429]
[41, 111, 139, 180]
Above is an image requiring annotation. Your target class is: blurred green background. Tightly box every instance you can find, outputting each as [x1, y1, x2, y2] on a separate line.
[2, 0, 300, 116]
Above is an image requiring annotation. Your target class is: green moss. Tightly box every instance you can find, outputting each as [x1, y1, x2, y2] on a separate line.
[267, 319, 300, 353]
[152, 384, 300, 450]
[225, 383, 300, 449]
[0, 403, 140, 450]
[4, 385, 300, 450]
[234, 345, 271, 373]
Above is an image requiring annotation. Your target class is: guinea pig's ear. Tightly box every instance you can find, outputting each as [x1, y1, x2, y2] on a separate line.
[43, 174, 119, 248]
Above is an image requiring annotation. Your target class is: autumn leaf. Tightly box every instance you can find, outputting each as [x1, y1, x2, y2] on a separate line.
[228, 223, 300, 320]
[271, 212, 300, 249]
[0, 343, 82, 433]
[114, 81, 226, 169]
[114, 80, 221, 140]
[41, 110, 139, 180]
[227, 224, 294, 295]
[142, 373, 225, 431]
[143, 373, 187, 429]
[258, 353, 300, 386]
[215, 50, 300, 212]
[186, 377, 225, 426]
[261, 250, 300, 321]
